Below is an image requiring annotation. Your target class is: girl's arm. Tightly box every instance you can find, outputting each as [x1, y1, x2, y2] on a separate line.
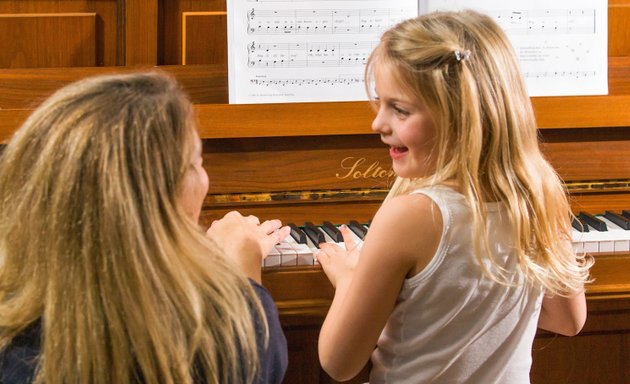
[317, 194, 442, 381]
[537, 290, 587, 336]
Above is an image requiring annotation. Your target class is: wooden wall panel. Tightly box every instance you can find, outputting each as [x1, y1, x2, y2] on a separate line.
[0, 14, 96, 68]
[160, 0, 225, 64]
[182, 12, 227, 66]
[0, 65, 229, 143]
[609, 1, 630, 57]
[0, 1, 118, 66]
[125, 0, 158, 65]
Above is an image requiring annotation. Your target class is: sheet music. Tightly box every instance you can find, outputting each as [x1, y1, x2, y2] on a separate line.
[421, 0, 608, 96]
[227, 0, 418, 104]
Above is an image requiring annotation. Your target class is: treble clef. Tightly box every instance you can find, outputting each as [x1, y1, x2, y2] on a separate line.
[247, 42, 256, 67]
[247, 8, 256, 34]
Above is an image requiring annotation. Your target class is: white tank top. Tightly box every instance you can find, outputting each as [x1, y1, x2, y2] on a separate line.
[370, 186, 543, 384]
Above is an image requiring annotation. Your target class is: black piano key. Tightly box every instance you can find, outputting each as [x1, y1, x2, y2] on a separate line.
[604, 211, 630, 230]
[572, 217, 589, 232]
[578, 212, 607, 231]
[303, 222, 325, 248]
[348, 220, 368, 239]
[322, 221, 344, 242]
[622, 210, 630, 220]
[288, 223, 307, 244]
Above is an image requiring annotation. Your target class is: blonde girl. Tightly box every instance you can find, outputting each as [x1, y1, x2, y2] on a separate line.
[317, 10, 592, 383]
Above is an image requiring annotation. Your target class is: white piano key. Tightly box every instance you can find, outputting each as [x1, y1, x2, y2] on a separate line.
[571, 215, 630, 254]
[571, 234, 584, 254]
[583, 240, 600, 254]
[265, 246, 282, 268]
[283, 234, 315, 265]
[294, 243, 315, 265]
[597, 216, 630, 252]
[275, 242, 297, 266]
[301, 235, 320, 265]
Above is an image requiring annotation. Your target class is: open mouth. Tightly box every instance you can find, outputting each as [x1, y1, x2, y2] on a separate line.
[389, 146, 409, 159]
[391, 146, 408, 154]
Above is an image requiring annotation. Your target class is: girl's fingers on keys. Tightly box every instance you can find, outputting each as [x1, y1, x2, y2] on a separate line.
[339, 225, 357, 250]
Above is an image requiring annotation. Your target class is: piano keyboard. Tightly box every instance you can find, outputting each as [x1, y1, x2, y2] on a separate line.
[264, 221, 368, 268]
[571, 210, 630, 254]
[265, 210, 630, 268]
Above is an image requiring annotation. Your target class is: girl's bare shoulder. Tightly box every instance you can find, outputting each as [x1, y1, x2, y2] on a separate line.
[368, 193, 443, 271]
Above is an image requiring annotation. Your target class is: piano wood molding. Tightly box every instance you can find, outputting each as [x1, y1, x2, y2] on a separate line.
[205, 188, 389, 205]
[203, 179, 630, 206]
[565, 179, 630, 193]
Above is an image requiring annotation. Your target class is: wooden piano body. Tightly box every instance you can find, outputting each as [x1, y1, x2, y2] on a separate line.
[1, 1, 629, 382]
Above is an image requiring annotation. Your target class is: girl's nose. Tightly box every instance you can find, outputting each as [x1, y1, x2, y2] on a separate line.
[371, 108, 390, 134]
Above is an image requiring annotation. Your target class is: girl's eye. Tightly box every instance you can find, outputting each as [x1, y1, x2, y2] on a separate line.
[393, 105, 409, 116]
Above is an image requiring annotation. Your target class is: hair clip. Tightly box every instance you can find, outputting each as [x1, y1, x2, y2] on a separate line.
[454, 49, 471, 62]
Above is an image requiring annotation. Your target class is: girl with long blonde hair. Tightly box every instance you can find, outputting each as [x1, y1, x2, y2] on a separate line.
[317, 10, 592, 383]
[0, 72, 289, 383]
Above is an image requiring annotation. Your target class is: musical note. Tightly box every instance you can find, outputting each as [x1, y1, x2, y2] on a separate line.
[523, 70, 596, 78]
[250, 77, 363, 86]
[246, 40, 375, 68]
[246, 8, 406, 35]
[492, 8, 596, 35]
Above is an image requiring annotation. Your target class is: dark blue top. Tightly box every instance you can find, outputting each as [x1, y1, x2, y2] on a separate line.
[250, 279, 289, 384]
[0, 281, 288, 384]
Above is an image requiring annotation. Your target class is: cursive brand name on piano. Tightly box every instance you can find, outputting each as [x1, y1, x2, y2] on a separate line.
[336, 157, 395, 180]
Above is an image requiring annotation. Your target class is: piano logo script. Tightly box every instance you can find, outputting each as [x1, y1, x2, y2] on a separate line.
[336, 157, 395, 180]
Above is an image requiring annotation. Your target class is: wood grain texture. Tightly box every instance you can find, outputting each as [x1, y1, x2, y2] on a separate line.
[0, 13, 96, 68]
[182, 12, 227, 66]
[124, 0, 157, 65]
[0, 1, 118, 66]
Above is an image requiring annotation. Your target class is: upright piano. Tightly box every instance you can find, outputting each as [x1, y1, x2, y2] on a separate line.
[1, 1, 629, 382]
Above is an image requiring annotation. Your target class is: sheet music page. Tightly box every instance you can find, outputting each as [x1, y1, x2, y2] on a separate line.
[227, 0, 418, 104]
[420, 0, 608, 96]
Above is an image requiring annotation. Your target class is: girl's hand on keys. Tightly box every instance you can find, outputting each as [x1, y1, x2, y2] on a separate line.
[317, 225, 360, 288]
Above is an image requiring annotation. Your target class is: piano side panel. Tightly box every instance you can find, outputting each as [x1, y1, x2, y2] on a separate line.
[531, 297, 630, 384]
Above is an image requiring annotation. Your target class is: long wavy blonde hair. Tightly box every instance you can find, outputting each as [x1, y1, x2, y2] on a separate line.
[0, 72, 264, 383]
[366, 10, 591, 294]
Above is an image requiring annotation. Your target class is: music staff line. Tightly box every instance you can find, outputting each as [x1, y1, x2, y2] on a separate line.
[491, 9, 596, 34]
[247, 41, 375, 68]
[523, 70, 597, 78]
[246, 8, 407, 35]
[250, 77, 364, 87]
